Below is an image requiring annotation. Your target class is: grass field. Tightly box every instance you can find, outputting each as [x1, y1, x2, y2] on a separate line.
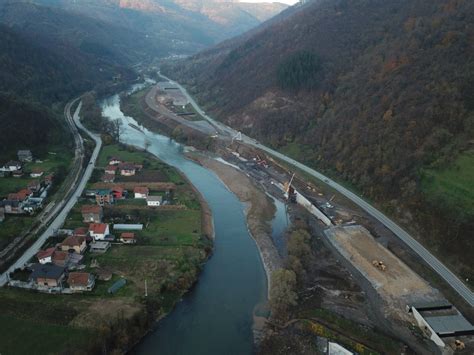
[422, 152, 474, 212]
[0, 216, 35, 249]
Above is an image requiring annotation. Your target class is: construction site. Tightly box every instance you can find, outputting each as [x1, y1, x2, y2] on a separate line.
[129, 81, 474, 354]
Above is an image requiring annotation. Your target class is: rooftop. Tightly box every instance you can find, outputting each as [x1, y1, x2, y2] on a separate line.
[134, 186, 149, 194]
[147, 196, 162, 202]
[81, 205, 102, 214]
[89, 223, 109, 234]
[68, 272, 91, 286]
[37, 247, 56, 260]
[30, 263, 65, 281]
[426, 314, 474, 335]
[121, 232, 135, 239]
[61, 235, 85, 247]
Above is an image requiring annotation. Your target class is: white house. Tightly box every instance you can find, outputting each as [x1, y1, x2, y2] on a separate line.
[147, 195, 162, 207]
[134, 186, 149, 199]
[36, 248, 55, 264]
[88, 223, 110, 240]
[0, 161, 22, 172]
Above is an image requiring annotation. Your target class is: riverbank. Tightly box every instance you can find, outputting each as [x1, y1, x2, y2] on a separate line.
[188, 152, 283, 295]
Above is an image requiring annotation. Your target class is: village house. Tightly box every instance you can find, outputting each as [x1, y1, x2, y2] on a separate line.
[44, 174, 54, 185]
[60, 235, 87, 254]
[51, 251, 69, 267]
[8, 191, 29, 202]
[134, 186, 149, 199]
[102, 173, 115, 183]
[0, 200, 23, 214]
[109, 157, 122, 165]
[68, 272, 95, 292]
[0, 161, 22, 172]
[95, 189, 114, 206]
[90, 241, 111, 253]
[73, 227, 89, 238]
[17, 150, 33, 162]
[30, 168, 44, 178]
[111, 186, 125, 199]
[28, 180, 41, 192]
[89, 223, 110, 240]
[104, 165, 118, 175]
[37, 248, 56, 264]
[147, 195, 162, 207]
[81, 205, 103, 223]
[29, 263, 65, 288]
[119, 163, 136, 176]
[119, 232, 137, 244]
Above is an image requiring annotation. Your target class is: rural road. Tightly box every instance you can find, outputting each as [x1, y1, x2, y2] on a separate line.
[158, 72, 474, 307]
[0, 100, 102, 286]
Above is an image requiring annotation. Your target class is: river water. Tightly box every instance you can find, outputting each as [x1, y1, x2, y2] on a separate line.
[101, 94, 287, 355]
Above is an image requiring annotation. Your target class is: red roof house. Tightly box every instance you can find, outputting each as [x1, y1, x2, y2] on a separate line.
[88, 223, 110, 241]
[134, 186, 149, 199]
[120, 232, 136, 244]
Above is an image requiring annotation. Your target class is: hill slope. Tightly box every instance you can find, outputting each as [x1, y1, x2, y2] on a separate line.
[31, 0, 287, 53]
[163, 0, 474, 272]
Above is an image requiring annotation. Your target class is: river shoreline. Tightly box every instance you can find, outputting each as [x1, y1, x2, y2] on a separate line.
[187, 152, 283, 297]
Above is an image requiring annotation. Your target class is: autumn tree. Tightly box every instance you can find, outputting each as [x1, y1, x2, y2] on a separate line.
[270, 268, 298, 322]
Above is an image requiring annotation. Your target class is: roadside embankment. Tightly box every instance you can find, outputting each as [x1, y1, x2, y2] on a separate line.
[188, 152, 283, 294]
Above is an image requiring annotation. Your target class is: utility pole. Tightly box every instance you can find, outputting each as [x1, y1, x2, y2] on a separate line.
[145, 279, 148, 297]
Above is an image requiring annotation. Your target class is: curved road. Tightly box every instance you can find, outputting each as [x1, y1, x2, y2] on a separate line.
[158, 72, 474, 307]
[0, 100, 102, 286]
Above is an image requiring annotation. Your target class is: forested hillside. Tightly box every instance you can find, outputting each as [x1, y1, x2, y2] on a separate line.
[31, 0, 287, 53]
[164, 0, 474, 273]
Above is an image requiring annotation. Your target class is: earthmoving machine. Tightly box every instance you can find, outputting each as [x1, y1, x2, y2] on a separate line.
[372, 260, 387, 271]
[454, 340, 465, 350]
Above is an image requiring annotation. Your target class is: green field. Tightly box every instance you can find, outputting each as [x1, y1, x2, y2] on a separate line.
[422, 152, 474, 211]
[0, 216, 35, 249]
[0, 289, 94, 355]
[141, 209, 201, 246]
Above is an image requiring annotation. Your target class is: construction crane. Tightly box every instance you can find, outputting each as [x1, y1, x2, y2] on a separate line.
[284, 173, 297, 203]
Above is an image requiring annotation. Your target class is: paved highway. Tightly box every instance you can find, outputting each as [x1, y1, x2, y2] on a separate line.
[0, 100, 102, 286]
[159, 73, 474, 307]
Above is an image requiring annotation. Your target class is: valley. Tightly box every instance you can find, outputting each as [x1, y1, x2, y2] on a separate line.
[1, 0, 473, 354]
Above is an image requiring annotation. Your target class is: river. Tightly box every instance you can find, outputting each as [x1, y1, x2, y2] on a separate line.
[101, 93, 287, 354]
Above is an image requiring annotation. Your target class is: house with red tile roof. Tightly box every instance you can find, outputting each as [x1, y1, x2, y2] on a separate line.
[37, 247, 56, 264]
[119, 163, 136, 176]
[102, 173, 116, 183]
[73, 227, 89, 238]
[68, 272, 95, 292]
[119, 232, 136, 244]
[88, 223, 110, 241]
[81, 205, 103, 223]
[60, 235, 87, 254]
[134, 186, 149, 199]
[105, 165, 118, 175]
[51, 251, 69, 267]
[111, 186, 125, 199]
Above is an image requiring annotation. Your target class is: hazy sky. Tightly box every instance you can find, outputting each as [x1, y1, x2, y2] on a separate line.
[241, 0, 299, 5]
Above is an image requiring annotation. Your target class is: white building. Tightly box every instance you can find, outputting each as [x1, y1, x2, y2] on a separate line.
[88, 223, 110, 241]
[147, 195, 162, 207]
